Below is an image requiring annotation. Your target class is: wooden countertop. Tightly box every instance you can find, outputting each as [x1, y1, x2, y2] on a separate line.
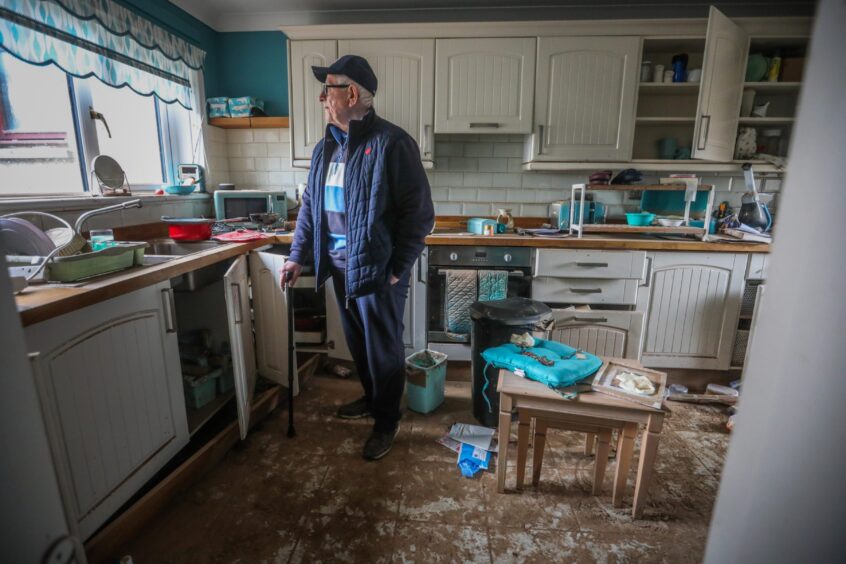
[15, 229, 764, 327]
[424, 232, 770, 252]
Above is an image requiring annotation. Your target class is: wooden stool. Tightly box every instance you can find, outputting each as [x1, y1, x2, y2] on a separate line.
[496, 367, 666, 518]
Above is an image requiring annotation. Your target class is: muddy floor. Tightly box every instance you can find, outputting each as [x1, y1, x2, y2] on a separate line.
[120, 371, 731, 563]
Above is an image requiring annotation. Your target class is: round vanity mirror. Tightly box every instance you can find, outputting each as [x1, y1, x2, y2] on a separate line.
[92, 155, 131, 196]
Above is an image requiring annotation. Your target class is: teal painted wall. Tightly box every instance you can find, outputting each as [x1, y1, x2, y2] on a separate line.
[216, 32, 288, 117]
[114, 1, 290, 116]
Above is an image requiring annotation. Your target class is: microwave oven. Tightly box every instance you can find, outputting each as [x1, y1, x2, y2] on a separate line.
[213, 190, 288, 224]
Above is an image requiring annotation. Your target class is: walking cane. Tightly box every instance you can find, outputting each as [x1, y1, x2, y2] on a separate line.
[283, 269, 296, 438]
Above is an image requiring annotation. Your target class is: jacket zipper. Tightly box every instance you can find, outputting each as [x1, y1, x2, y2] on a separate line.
[342, 138, 351, 310]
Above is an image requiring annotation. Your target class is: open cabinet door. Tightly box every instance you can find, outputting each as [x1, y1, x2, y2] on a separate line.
[249, 250, 299, 395]
[692, 6, 748, 161]
[224, 255, 257, 440]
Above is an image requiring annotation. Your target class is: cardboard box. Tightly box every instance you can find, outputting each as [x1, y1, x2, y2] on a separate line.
[780, 57, 805, 82]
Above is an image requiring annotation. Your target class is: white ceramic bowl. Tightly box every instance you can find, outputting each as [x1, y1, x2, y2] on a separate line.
[657, 217, 685, 227]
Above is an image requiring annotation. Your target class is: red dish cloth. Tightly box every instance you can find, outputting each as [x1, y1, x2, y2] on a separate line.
[212, 230, 274, 242]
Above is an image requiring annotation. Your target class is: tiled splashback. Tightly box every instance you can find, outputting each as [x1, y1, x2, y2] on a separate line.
[220, 129, 781, 219]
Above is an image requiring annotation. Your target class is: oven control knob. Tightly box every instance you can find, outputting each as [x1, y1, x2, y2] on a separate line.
[503, 253, 513, 263]
[449, 252, 458, 262]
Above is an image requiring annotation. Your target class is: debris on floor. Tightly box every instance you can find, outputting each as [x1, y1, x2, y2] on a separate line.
[328, 363, 352, 379]
[457, 443, 492, 477]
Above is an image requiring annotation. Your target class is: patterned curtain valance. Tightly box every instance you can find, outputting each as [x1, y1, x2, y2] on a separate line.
[0, 0, 206, 109]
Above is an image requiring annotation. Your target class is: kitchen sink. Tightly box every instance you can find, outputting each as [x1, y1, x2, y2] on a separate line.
[146, 239, 223, 256]
[142, 239, 231, 291]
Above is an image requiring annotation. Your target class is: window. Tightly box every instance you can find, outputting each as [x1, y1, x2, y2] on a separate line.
[0, 52, 196, 196]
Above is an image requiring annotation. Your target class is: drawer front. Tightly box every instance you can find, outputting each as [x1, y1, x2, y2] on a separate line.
[550, 309, 644, 360]
[535, 249, 646, 279]
[532, 277, 638, 305]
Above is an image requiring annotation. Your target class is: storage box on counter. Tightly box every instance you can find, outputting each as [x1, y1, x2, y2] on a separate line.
[227, 96, 265, 117]
[207, 97, 230, 118]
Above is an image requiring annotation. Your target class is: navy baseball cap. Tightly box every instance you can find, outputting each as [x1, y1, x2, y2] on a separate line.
[312, 55, 378, 95]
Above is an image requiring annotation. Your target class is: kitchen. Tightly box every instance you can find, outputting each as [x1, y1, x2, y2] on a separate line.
[2, 0, 844, 562]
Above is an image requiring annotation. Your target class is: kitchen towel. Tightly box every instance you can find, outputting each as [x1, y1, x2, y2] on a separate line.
[478, 270, 507, 302]
[444, 269, 477, 334]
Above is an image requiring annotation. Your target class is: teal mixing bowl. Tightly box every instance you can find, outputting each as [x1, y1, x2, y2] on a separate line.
[164, 184, 196, 195]
[626, 212, 656, 226]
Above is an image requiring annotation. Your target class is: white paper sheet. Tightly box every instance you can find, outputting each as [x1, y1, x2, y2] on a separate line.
[448, 423, 495, 451]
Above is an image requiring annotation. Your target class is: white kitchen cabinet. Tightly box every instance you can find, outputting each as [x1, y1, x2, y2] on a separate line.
[691, 6, 749, 161]
[434, 37, 536, 134]
[249, 250, 301, 392]
[637, 252, 747, 370]
[527, 36, 640, 162]
[402, 254, 428, 357]
[325, 275, 353, 361]
[224, 255, 258, 440]
[290, 40, 337, 161]
[338, 39, 435, 163]
[25, 282, 189, 540]
[550, 309, 644, 360]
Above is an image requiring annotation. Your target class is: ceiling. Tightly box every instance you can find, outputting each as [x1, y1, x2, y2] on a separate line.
[170, 0, 817, 32]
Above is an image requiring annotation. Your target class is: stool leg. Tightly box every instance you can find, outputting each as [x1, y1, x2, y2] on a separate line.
[516, 415, 531, 490]
[496, 394, 513, 494]
[532, 420, 548, 487]
[584, 432, 596, 456]
[632, 414, 663, 518]
[592, 429, 612, 496]
[613, 423, 637, 508]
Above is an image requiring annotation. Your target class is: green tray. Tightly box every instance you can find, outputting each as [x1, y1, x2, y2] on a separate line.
[44, 242, 148, 282]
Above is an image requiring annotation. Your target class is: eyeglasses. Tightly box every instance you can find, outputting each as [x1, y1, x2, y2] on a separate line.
[321, 83, 350, 96]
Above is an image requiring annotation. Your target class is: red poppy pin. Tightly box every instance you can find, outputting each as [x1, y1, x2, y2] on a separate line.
[365, 147, 372, 155]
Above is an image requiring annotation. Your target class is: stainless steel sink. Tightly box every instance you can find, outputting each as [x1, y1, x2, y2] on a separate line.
[146, 239, 223, 256]
[143, 239, 230, 291]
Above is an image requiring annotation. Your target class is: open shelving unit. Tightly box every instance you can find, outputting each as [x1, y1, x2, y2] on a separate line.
[568, 183, 715, 240]
[208, 116, 290, 129]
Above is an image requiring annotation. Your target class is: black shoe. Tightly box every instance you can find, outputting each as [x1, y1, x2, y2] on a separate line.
[336, 397, 371, 420]
[363, 427, 399, 461]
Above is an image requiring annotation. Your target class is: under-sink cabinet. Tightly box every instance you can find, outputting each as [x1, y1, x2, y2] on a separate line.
[25, 282, 190, 540]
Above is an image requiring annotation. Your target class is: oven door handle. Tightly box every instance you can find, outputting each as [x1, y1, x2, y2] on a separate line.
[436, 269, 524, 278]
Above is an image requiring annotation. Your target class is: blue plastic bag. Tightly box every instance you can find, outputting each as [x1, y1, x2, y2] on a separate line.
[457, 443, 492, 478]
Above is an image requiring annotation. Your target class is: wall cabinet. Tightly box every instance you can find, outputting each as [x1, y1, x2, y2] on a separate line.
[338, 39, 435, 163]
[527, 36, 640, 162]
[26, 283, 189, 540]
[290, 40, 337, 161]
[636, 252, 746, 370]
[434, 37, 536, 134]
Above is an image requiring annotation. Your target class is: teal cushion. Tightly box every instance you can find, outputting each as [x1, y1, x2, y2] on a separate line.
[482, 338, 602, 389]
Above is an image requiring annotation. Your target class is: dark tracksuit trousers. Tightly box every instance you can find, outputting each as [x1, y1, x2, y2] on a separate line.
[330, 266, 410, 433]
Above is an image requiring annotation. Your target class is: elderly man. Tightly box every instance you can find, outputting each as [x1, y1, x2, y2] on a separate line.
[281, 55, 435, 460]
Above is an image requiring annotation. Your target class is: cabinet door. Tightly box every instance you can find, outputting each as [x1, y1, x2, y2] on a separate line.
[290, 40, 337, 161]
[402, 255, 428, 357]
[25, 283, 188, 540]
[637, 252, 746, 369]
[325, 275, 353, 361]
[692, 7, 748, 161]
[224, 255, 257, 440]
[338, 39, 435, 162]
[435, 38, 536, 134]
[550, 309, 644, 360]
[249, 250, 300, 392]
[531, 36, 639, 161]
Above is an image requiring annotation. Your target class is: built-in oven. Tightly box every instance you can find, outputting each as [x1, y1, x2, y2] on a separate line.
[426, 246, 534, 360]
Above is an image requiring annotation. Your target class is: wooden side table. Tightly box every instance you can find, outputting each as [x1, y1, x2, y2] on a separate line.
[496, 368, 667, 518]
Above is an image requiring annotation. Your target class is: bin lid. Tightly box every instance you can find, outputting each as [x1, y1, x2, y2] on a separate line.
[469, 297, 552, 325]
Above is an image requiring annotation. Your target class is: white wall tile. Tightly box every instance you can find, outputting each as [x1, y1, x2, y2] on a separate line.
[463, 203, 491, 216]
[506, 189, 537, 203]
[434, 142, 464, 157]
[463, 173, 493, 187]
[493, 143, 522, 158]
[464, 143, 493, 157]
[229, 157, 255, 172]
[434, 202, 462, 215]
[445, 158, 478, 172]
[449, 187, 477, 201]
[520, 204, 549, 217]
[478, 188, 506, 202]
[431, 188, 449, 201]
[242, 143, 268, 157]
[492, 173, 522, 189]
[253, 129, 281, 143]
[255, 157, 282, 171]
[507, 158, 524, 173]
[226, 130, 253, 143]
[267, 142, 289, 157]
[478, 158, 508, 173]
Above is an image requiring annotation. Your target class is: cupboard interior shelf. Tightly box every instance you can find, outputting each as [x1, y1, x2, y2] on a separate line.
[187, 389, 235, 435]
[638, 83, 700, 94]
[635, 117, 696, 124]
[208, 116, 290, 129]
[743, 81, 801, 92]
[737, 117, 795, 125]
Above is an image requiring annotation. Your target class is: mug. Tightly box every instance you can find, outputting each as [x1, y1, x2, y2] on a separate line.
[653, 64, 665, 83]
[663, 70, 674, 83]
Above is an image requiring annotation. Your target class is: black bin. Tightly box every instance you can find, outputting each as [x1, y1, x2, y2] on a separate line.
[469, 297, 553, 427]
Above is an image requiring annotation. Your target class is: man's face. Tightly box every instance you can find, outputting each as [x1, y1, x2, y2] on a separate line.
[319, 74, 353, 128]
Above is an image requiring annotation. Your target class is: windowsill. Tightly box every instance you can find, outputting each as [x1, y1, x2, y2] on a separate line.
[0, 192, 210, 211]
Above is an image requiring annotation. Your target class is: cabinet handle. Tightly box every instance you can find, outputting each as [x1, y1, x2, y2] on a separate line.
[641, 256, 653, 288]
[231, 284, 242, 324]
[697, 115, 711, 150]
[569, 288, 602, 294]
[574, 316, 608, 323]
[418, 250, 427, 284]
[537, 124, 545, 155]
[161, 288, 177, 333]
[469, 122, 500, 128]
[576, 262, 609, 268]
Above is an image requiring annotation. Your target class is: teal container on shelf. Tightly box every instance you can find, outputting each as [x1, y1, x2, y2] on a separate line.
[183, 369, 220, 409]
[405, 350, 448, 414]
[228, 96, 264, 117]
[207, 97, 229, 118]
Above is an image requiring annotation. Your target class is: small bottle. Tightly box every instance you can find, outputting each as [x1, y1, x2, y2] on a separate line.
[653, 64, 665, 83]
[767, 50, 782, 82]
[640, 60, 652, 82]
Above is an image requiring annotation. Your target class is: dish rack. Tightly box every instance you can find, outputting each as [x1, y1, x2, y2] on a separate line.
[568, 183, 715, 240]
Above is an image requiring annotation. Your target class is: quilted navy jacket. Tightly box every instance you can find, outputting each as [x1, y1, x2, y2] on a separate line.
[288, 110, 434, 299]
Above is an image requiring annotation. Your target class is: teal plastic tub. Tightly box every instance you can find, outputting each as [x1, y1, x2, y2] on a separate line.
[406, 350, 448, 414]
[183, 369, 220, 409]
